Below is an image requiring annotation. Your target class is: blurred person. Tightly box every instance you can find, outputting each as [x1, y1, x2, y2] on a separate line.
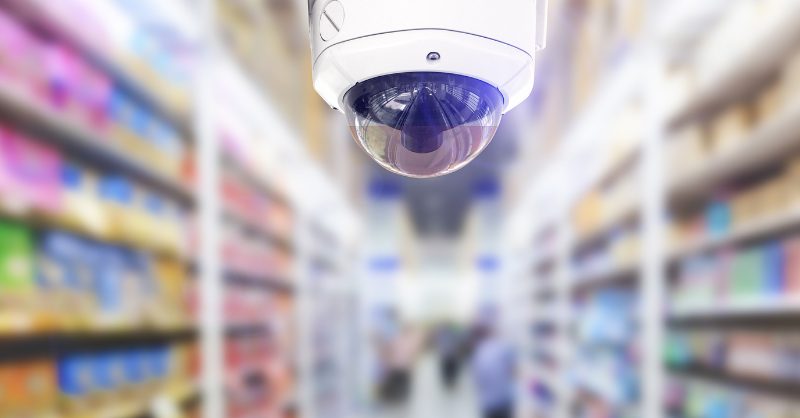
[470, 322, 516, 418]
[378, 324, 423, 407]
[434, 323, 463, 390]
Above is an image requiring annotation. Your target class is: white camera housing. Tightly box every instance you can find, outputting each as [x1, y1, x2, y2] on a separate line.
[308, 0, 548, 177]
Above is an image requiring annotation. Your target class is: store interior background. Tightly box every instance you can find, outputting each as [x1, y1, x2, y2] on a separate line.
[1, 0, 800, 417]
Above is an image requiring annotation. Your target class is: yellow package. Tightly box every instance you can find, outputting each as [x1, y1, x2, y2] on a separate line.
[98, 175, 138, 244]
[54, 163, 110, 240]
[150, 257, 189, 329]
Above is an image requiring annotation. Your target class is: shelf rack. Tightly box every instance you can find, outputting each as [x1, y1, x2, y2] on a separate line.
[506, 2, 800, 417]
[0, 2, 357, 418]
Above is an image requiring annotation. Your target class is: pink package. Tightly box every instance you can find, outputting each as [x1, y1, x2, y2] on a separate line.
[40, 42, 80, 113]
[0, 129, 63, 214]
[0, 9, 43, 91]
[75, 60, 112, 130]
[0, 125, 13, 195]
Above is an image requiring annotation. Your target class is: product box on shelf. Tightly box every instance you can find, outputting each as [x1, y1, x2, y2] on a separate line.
[0, 221, 37, 334]
[0, 359, 58, 418]
[58, 353, 95, 415]
[0, 128, 63, 217]
[0, 9, 42, 92]
[55, 162, 110, 240]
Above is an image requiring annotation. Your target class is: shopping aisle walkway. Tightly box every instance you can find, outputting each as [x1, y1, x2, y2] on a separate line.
[376, 353, 481, 418]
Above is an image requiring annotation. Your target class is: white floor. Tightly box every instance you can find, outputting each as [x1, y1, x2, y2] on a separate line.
[375, 353, 481, 418]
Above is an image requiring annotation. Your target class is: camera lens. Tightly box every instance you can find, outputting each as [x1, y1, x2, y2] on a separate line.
[343, 72, 504, 178]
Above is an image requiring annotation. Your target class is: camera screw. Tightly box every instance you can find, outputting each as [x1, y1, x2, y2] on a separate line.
[427, 52, 441, 62]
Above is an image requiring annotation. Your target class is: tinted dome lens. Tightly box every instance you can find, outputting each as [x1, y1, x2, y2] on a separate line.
[344, 72, 504, 178]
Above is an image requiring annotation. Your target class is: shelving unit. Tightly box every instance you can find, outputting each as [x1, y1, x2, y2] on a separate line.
[0, 2, 202, 417]
[0, 1, 357, 418]
[507, 1, 800, 417]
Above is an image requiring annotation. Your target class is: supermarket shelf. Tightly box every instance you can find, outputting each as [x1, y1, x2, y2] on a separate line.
[668, 97, 800, 205]
[594, 145, 641, 195]
[670, 298, 800, 322]
[226, 322, 271, 339]
[571, 200, 639, 255]
[570, 263, 638, 292]
[222, 155, 291, 208]
[669, 208, 800, 263]
[0, 211, 189, 264]
[224, 208, 295, 253]
[4, 0, 193, 133]
[0, 328, 197, 363]
[668, 6, 800, 128]
[225, 269, 295, 294]
[669, 365, 800, 401]
[97, 382, 200, 418]
[0, 81, 194, 205]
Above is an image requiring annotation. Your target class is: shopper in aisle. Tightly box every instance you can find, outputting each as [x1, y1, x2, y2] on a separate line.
[470, 320, 516, 418]
[434, 323, 465, 391]
[379, 324, 424, 408]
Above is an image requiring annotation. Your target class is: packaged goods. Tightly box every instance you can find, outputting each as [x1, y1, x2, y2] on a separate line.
[0, 221, 36, 333]
[56, 162, 110, 239]
[0, 360, 57, 417]
[58, 354, 95, 414]
[0, 129, 62, 216]
[99, 175, 135, 244]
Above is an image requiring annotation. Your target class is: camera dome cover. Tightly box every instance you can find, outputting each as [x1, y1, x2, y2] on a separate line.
[344, 72, 504, 177]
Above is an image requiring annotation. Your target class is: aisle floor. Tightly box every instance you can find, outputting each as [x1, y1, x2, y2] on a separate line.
[376, 354, 480, 418]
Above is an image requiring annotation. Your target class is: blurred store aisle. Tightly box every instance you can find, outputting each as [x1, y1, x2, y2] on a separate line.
[376, 354, 480, 418]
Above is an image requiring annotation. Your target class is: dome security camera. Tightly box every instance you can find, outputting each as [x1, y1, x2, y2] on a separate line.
[309, 0, 548, 178]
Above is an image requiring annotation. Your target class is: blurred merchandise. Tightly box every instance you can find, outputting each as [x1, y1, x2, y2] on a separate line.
[665, 378, 800, 418]
[665, 329, 800, 384]
[571, 289, 640, 415]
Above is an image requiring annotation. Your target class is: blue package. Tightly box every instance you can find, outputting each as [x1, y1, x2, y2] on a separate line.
[149, 346, 170, 380]
[763, 242, 785, 295]
[37, 232, 92, 295]
[130, 103, 150, 138]
[108, 89, 133, 127]
[94, 245, 124, 316]
[122, 349, 147, 385]
[58, 354, 94, 397]
[144, 193, 164, 217]
[121, 248, 156, 302]
[91, 353, 117, 392]
[705, 200, 731, 238]
[60, 162, 82, 191]
[99, 176, 133, 205]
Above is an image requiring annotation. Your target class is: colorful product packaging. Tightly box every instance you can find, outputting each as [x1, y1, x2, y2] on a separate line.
[92, 245, 126, 330]
[40, 42, 80, 117]
[153, 256, 189, 329]
[58, 354, 95, 414]
[0, 360, 57, 417]
[0, 129, 63, 216]
[99, 175, 135, 244]
[56, 162, 110, 239]
[120, 249, 156, 327]
[76, 61, 112, 131]
[763, 242, 785, 297]
[0, 221, 36, 333]
[784, 237, 800, 294]
[0, 9, 43, 94]
[38, 232, 97, 330]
